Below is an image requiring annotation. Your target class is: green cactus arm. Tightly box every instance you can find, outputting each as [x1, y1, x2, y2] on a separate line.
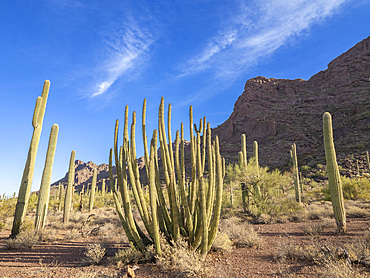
[206, 123, 214, 222]
[32, 97, 42, 128]
[35, 124, 59, 230]
[292, 143, 301, 202]
[323, 112, 346, 233]
[207, 136, 224, 253]
[241, 134, 247, 170]
[142, 99, 150, 179]
[175, 130, 193, 238]
[202, 117, 207, 173]
[196, 131, 208, 256]
[149, 144, 161, 255]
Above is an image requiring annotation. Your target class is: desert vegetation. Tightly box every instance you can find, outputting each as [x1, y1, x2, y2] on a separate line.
[0, 80, 369, 277]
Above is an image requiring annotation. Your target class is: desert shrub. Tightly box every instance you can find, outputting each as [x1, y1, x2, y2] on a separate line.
[65, 228, 81, 240]
[323, 176, 370, 201]
[211, 231, 233, 252]
[0, 200, 13, 230]
[219, 217, 263, 248]
[6, 230, 40, 249]
[306, 201, 333, 220]
[300, 218, 336, 236]
[156, 237, 206, 278]
[225, 161, 304, 222]
[111, 244, 155, 266]
[274, 242, 305, 262]
[84, 243, 106, 265]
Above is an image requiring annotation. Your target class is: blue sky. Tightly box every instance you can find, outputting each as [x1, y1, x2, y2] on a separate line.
[1, 0, 369, 196]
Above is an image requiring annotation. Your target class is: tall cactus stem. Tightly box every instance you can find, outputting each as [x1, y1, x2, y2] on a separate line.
[63, 150, 76, 223]
[12, 80, 50, 237]
[323, 112, 346, 233]
[35, 124, 59, 230]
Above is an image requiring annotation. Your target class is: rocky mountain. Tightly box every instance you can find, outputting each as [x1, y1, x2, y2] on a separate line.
[213, 36, 370, 172]
[53, 37, 370, 189]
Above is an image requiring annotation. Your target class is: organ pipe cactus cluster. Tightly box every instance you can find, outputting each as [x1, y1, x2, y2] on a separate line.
[109, 98, 224, 256]
[35, 124, 59, 230]
[323, 112, 346, 233]
[11, 81, 50, 237]
[291, 143, 301, 202]
[63, 150, 76, 223]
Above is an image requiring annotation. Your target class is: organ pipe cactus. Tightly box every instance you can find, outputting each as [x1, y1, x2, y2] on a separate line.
[63, 150, 76, 223]
[11, 81, 50, 237]
[89, 168, 97, 212]
[323, 112, 346, 233]
[291, 143, 301, 202]
[57, 183, 63, 211]
[109, 98, 224, 256]
[367, 151, 370, 174]
[35, 124, 59, 230]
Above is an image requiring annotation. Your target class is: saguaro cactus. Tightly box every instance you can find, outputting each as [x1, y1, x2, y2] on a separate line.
[89, 169, 97, 212]
[11, 81, 50, 237]
[63, 150, 76, 223]
[291, 143, 301, 202]
[35, 124, 59, 230]
[323, 112, 346, 233]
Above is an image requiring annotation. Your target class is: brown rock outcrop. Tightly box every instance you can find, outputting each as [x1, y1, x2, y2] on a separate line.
[213, 36, 370, 170]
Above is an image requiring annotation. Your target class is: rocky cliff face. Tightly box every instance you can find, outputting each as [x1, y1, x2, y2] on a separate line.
[213, 36, 370, 170]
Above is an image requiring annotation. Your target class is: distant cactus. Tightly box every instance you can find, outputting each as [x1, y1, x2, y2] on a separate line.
[367, 151, 370, 173]
[57, 183, 63, 211]
[89, 169, 97, 212]
[11, 81, 50, 237]
[35, 124, 59, 230]
[63, 150, 76, 223]
[323, 112, 346, 233]
[253, 141, 261, 198]
[291, 143, 301, 203]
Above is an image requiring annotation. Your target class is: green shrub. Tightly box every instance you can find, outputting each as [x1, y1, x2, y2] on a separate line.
[323, 176, 370, 200]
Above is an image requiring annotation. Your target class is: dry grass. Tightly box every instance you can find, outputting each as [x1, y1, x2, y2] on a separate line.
[219, 217, 263, 248]
[212, 231, 233, 252]
[6, 230, 40, 249]
[84, 243, 106, 265]
[156, 237, 206, 278]
[300, 218, 336, 236]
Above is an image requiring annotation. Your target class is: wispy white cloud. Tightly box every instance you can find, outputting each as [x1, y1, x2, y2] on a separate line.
[91, 18, 155, 97]
[179, 0, 348, 80]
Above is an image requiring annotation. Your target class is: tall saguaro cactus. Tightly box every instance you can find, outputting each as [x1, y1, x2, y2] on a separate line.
[63, 150, 76, 223]
[323, 112, 346, 233]
[89, 168, 97, 212]
[35, 124, 59, 230]
[11, 80, 50, 237]
[291, 143, 301, 203]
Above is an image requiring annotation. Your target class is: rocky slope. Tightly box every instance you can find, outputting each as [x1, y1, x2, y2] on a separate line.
[213, 36, 370, 171]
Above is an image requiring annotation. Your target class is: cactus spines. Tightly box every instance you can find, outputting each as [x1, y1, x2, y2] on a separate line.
[323, 112, 346, 233]
[291, 143, 301, 203]
[63, 150, 76, 223]
[89, 168, 97, 212]
[11, 80, 50, 237]
[35, 124, 59, 230]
